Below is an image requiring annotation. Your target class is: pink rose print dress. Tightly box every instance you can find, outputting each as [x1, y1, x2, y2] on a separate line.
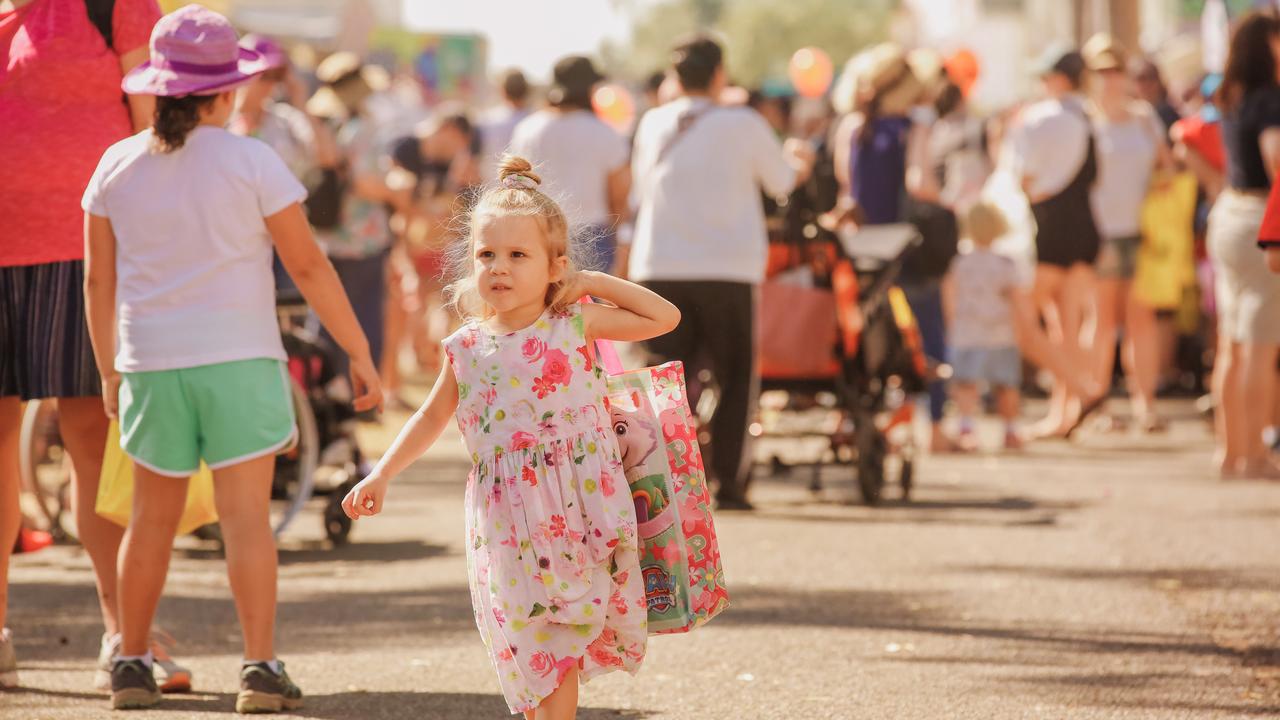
[442, 303, 647, 714]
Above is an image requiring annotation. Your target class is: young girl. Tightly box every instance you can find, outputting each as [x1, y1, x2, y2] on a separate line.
[342, 155, 680, 718]
[82, 6, 381, 713]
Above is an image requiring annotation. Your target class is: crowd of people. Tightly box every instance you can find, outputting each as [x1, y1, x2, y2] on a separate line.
[4, 0, 1280, 716]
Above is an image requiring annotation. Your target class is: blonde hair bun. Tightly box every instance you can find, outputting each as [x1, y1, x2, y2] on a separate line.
[497, 155, 542, 187]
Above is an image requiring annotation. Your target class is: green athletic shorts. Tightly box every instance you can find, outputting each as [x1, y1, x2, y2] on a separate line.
[118, 358, 296, 477]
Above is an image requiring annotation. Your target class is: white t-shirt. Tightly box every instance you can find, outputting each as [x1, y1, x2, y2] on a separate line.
[82, 126, 307, 373]
[509, 109, 628, 228]
[1091, 107, 1160, 239]
[1009, 94, 1092, 200]
[949, 247, 1019, 349]
[630, 97, 797, 284]
[477, 105, 530, 183]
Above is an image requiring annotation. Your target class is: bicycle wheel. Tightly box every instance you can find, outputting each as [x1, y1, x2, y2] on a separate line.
[17, 400, 74, 540]
[269, 377, 318, 538]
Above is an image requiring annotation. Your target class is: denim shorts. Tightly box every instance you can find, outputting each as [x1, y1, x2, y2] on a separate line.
[949, 346, 1022, 388]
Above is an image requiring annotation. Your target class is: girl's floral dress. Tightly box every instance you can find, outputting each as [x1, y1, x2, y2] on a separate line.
[442, 303, 647, 714]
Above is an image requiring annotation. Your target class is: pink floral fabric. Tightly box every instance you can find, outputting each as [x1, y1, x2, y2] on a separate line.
[442, 304, 646, 713]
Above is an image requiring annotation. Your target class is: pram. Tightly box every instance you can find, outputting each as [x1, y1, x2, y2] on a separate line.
[757, 222, 929, 504]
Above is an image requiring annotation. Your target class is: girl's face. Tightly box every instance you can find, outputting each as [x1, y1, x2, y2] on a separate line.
[472, 214, 566, 316]
[1097, 68, 1130, 99]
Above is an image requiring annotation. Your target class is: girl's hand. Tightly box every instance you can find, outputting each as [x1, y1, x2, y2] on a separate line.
[562, 270, 600, 303]
[101, 373, 122, 420]
[342, 473, 389, 519]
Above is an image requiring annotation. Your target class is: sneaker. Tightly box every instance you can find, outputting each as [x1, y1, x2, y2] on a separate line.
[150, 628, 193, 693]
[97, 630, 193, 694]
[94, 632, 121, 691]
[0, 628, 18, 689]
[236, 661, 303, 714]
[110, 659, 160, 710]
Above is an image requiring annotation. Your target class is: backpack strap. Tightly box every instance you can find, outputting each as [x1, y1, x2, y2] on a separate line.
[84, 0, 115, 51]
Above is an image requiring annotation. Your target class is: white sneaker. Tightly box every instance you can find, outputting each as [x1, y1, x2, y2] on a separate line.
[0, 628, 18, 689]
[94, 632, 120, 691]
[95, 629, 192, 693]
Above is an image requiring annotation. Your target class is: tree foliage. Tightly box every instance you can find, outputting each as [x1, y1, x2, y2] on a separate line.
[601, 0, 893, 89]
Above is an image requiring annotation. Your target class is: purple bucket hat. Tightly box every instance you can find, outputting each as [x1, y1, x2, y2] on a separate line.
[122, 5, 271, 97]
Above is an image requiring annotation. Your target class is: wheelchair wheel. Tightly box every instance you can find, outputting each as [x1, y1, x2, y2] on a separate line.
[854, 411, 885, 506]
[270, 378, 319, 538]
[17, 400, 74, 541]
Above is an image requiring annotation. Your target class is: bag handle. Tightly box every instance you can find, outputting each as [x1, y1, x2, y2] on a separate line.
[577, 297, 625, 375]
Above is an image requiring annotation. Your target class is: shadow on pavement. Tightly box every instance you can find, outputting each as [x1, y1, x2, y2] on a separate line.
[173, 539, 452, 565]
[292, 691, 653, 719]
[955, 564, 1280, 592]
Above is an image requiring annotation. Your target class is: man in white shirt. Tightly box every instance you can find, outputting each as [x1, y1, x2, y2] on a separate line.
[1007, 46, 1104, 438]
[630, 36, 811, 510]
[477, 69, 531, 183]
[510, 55, 630, 273]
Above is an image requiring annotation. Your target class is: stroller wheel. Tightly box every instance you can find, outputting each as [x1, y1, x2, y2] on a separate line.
[855, 417, 886, 506]
[899, 459, 914, 501]
[323, 495, 353, 545]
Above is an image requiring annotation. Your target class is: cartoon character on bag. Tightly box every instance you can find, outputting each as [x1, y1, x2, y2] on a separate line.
[609, 387, 686, 619]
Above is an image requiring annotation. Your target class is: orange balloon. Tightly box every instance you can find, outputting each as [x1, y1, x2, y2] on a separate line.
[944, 49, 980, 97]
[591, 84, 635, 132]
[788, 47, 834, 98]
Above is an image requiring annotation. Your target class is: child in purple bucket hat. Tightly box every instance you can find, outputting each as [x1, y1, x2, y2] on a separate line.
[81, 4, 383, 714]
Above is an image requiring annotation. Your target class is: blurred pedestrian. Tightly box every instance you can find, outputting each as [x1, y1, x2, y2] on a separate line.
[476, 68, 531, 184]
[0, 0, 193, 692]
[1007, 45, 1106, 439]
[82, 7, 380, 710]
[306, 51, 401, 394]
[944, 201, 1023, 451]
[1084, 34, 1174, 433]
[832, 44, 960, 452]
[510, 55, 630, 274]
[1206, 10, 1280, 478]
[342, 155, 677, 718]
[630, 35, 811, 510]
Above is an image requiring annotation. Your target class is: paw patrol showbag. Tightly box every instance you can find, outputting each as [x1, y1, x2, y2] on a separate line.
[595, 339, 729, 634]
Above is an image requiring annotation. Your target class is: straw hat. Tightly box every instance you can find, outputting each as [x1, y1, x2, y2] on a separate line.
[1083, 33, 1127, 72]
[121, 5, 270, 97]
[306, 51, 389, 119]
[850, 43, 927, 117]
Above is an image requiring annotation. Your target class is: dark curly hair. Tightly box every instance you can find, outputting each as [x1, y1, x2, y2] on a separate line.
[152, 95, 218, 152]
[1219, 10, 1280, 115]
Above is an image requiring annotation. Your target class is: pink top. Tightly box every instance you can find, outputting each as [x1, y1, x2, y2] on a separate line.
[0, 0, 160, 267]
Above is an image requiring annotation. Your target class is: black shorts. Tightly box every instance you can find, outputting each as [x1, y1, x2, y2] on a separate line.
[0, 260, 102, 400]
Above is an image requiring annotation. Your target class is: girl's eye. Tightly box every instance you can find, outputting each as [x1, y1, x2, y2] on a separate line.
[478, 251, 494, 259]
[511, 251, 526, 258]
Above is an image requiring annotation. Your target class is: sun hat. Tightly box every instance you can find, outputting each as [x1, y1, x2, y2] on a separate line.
[850, 43, 928, 117]
[240, 34, 287, 71]
[1083, 33, 1127, 73]
[306, 51, 390, 119]
[121, 5, 270, 97]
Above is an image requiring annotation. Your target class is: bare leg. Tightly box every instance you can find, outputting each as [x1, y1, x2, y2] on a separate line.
[0, 398, 21, 631]
[1124, 292, 1161, 426]
[1092, 277, 1123, 399]
[1058, 263, 1097, 426]
[533, 664, 579, 720]
[381, 257, 407, 398]
[952, 382, 980, 422]
[997, 386, 1021, 423]
[1211, 336, 1242, 474]
[1239, 342, 1280, 473]
[117, 466, 187, 656]
[58, 396, 120, 636]
[212, 453, 278, 661]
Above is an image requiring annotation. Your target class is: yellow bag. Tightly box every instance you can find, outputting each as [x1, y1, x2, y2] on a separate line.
[96, 421, 218, 535]
[1135, 172, 1198, 309]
